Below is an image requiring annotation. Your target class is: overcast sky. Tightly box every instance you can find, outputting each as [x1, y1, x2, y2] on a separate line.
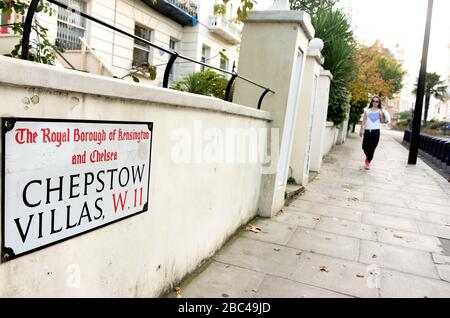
[254, 0, 450, 85]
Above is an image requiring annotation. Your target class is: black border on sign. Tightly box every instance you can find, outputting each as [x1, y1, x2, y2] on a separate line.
[1, 117, 154, 263]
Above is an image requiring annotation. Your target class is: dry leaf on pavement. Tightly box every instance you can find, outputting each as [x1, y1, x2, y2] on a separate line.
[356, 273, 365, 278]
[175, 287, 182, 298]
[245, 224, 262, 233]
[319, 266, 329, 272]
[393, 234, 404, 239]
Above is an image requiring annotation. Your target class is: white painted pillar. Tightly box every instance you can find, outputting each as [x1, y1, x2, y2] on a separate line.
[289, 39, 324, 186]
[310, 68, 333, 172]
[233, 10, 314, 217]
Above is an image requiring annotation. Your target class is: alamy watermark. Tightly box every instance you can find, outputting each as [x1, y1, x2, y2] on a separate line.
[170, 120, 280, 174]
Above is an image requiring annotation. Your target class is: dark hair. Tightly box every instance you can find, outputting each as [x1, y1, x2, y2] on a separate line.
[370, 96, 382, 109]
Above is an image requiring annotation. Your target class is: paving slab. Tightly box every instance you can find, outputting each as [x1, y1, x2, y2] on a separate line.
[436, 265, 450, 283]
[214, 237, 302, 279]
[362, 212, 419, 233]
[377, 227, 443, 253]
[290, 252, 379, 298]
[240, 218, 296, 245]
[271, 210, 320, 228]
[432, 253, 450, 264]
[181, 261, 265, 298]
[359, 240, 439, 279]
[315, 216, 377, 241]
[372, 203, 423, 221]
[417, 221, 450, 240]
[286, 203, 362, 222]
[254, 275, 351, 298]
[286, 227, 360, 261]
[421, 212, 450, 227]
[379, 269, 450, 298]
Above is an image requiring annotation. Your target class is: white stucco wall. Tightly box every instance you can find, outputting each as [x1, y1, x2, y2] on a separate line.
[322, 122, 338, 158]
[0, 56, 272, 297]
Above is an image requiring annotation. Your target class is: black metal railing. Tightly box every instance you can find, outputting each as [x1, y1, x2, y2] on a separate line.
[20, 0, 275, 109]
[403, 130, 450, 169]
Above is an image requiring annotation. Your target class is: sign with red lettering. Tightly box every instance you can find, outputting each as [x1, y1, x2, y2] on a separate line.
[1, 118, 153, 262]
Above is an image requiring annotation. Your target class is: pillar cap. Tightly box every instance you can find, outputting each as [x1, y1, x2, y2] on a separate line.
[320, 68, 333, 80]
[245, 11, 315, 40]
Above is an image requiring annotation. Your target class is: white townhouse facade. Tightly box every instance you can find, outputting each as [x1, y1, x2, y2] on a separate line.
[0, 0, 242, 86]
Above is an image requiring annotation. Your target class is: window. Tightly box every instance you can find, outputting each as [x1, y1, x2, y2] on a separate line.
[220, 57, 228, 71]
[168, 38, 179, 82]
[201, 45, 210, 71]
[56, 0, 87, 50]
[1, 10, 11, 34]
[133, 24, 153, 68]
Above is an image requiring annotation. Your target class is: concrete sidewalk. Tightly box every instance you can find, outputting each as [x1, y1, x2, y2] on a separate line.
[176, 131, 450, 298]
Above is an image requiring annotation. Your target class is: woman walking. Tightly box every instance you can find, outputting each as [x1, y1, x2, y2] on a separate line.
[359, 96, 385, 170]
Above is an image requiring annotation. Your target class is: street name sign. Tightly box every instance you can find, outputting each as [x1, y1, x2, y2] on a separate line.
[1, 118, 153, 262]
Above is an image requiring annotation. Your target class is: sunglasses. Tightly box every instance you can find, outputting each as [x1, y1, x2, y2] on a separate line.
[372, 100, 380, 103]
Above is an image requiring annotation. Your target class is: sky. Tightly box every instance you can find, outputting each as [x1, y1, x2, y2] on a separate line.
[254, 0, 450, 103]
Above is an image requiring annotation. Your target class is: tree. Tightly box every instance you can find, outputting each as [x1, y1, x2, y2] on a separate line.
[412, 72, 448, 123]
[290, 1, 357, 125]
[289, 0, 338, 15]
[348, 43, 405, 131]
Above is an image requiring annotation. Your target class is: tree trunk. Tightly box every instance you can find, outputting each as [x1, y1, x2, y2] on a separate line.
[424, 93, 431, 123]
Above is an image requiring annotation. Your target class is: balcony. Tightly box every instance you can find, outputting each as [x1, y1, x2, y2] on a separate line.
[143, 0, 199, 26]
[208, 16, 241, 45]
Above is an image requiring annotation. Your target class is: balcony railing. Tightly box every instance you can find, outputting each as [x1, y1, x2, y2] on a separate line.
[209, 16, 241, 44]
[142, 0, 199, 26]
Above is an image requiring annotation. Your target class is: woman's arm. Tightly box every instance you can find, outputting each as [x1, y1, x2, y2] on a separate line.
[380, 110, 386, 123]
[359, 112, 367, 137]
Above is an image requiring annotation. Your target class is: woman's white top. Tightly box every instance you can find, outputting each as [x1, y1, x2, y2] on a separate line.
[364, 108, 382, 130]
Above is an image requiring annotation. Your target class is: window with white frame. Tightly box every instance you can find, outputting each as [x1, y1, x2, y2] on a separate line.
[201, 45, 210, 71]
[168, 38, 179, 82]
[133, 24, 153, 68]
[56, 0, 87, 50]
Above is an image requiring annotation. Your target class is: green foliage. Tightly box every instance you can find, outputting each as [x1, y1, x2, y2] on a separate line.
[289, 0, 338, 15]
[171, 69, 230, 99]
[1, 0, 58, 64]
[214, 3, 227, 16]
[412, 72, 448, 99]
[310, 8, 357, 125]
[376, 55, 405, 98]
[412, 72, 448, 123]
[349, 99, 366, 127]
[287, 177, 296, 185]
[397, 110, 411, 124]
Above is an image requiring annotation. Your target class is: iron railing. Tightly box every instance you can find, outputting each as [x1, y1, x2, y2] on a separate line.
[403, 130, 450, 169]
[20, 0, 275, 109]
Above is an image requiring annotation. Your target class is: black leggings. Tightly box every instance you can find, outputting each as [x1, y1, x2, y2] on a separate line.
[362, 129, 380, 163]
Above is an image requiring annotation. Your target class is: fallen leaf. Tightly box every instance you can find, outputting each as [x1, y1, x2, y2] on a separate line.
[175, 287, 182, 298]
[252, 289, 257, 293]
[393, 234, 404, 239]
[348, 197, 359, 202]
[245, 224, 262, 233]
[273, 248, 281, 252]
[222, 293, 229, 298]
[372, 254, 377, 259]
[319, 266, 329, 272]
[313, 217, 321, 221]
[356, 273, 365, 278]
[296, 252, 303, 256]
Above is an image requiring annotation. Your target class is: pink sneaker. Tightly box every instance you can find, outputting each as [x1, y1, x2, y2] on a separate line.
[364, 157, 370, 170]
